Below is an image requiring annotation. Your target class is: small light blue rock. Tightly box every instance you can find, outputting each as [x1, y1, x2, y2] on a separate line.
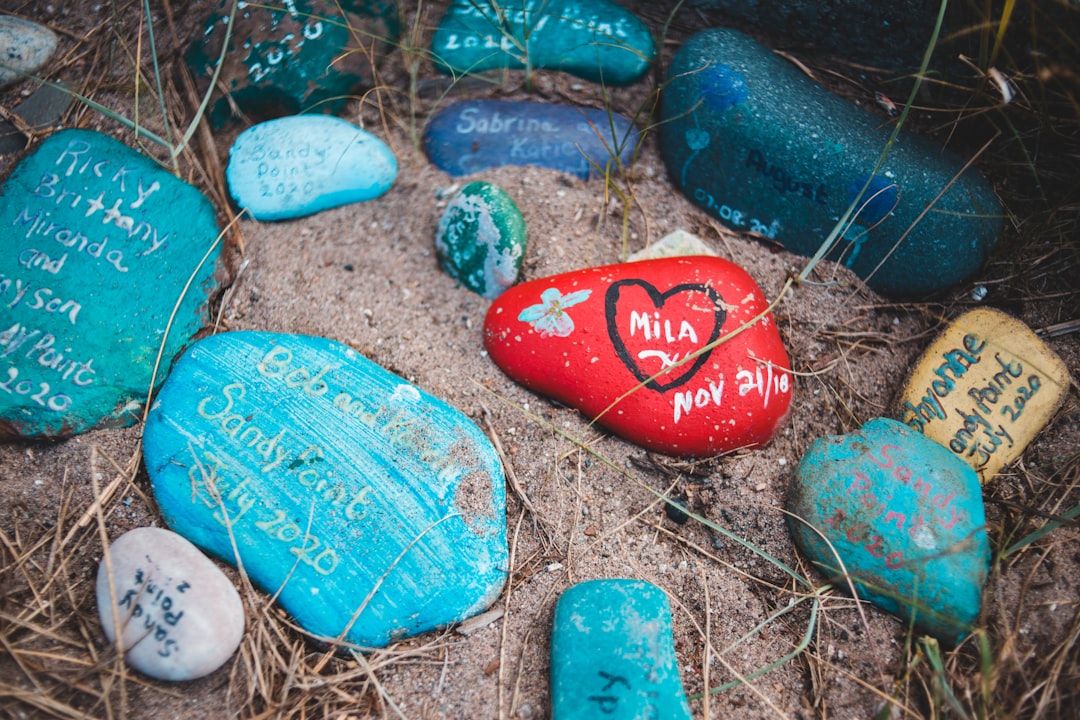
[551, 579, 692, 720]
[0, 129, 221, 439]
[227, 116, 397, 221]
[786, 417, 990, 645]
[424, 99, 639, 179]
[143, 331, 508, 648]
[0, 15, 58, 87]
[435, 181, 527, 298]
[431, 0, 656, 86]
[660, 28, 1003, 297]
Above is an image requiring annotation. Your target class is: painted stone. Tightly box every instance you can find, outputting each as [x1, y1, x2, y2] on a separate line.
[628, 229, 717, 263]
[786, 417, 990, 645]
[660, 28, 1003, 298]
[424, 99, 639, 180]
[435, 181, 526, 298]
[143, 331, 508, 647]
[551, 579, 692, 720]
[185, 0, 399, 127]
[0, 15, 58, 87]
[96, 527, 244, 681]
[227, 116, 397, 221]
[0, 129, 221, 439]
[431, 0, 655, 86]
[898, 308, 1070, 483]
[483, 256, 792, 458]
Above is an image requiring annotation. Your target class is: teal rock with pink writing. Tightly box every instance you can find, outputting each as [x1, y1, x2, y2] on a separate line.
[143, 331, 507, 648]
[660, 28, 1002, 298]
[786, 417, 989, 645]
[551, 579, 692, 720]
[185, 0, 399, 127]
[0, 129, 221, 439]
[431, 0, 655, 86]
[227, 116, 397, 220]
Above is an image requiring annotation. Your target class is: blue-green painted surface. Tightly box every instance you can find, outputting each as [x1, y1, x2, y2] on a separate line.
[0, 129, 220, 438]
[144, 331, 508, 648]
[435, 181, 526, 298]
[551, 579, 692, 720]
[787, 418, 989, 645]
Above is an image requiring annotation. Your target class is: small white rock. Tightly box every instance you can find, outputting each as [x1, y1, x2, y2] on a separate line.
[96, 527, 244, 681]
[0, 16, 58, 88]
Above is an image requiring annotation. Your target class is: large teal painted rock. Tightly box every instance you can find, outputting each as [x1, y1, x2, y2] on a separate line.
[424, 100, 640, 179]
[431, 0, 655, 86]
[185, 0, 399, 127]
[660, 28, 1003, 298]
[0, 129, 220, 439]
[435, 181, 526, 298]
[551, 579, 692, 720]
[143, 331, 508, 647]
[227, 116, 397, 221]
[786, 418, 990, 645]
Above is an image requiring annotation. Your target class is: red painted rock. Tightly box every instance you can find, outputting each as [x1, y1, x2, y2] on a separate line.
[483, 257, 792, 457]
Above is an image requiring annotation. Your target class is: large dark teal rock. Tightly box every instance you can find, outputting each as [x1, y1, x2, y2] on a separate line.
[551, 579, 692, 719]
[660, 28, 1003, 298]
[185, 0, 399, 127]
[786, 418, 990, 645]
[143, 331, 508, 647]
[424, 99, 640, 179]
[0, 129, 220, 439]
[431, 0, 655, 86]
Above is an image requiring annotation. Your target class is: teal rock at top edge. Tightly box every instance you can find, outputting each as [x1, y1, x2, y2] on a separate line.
[551, 579, 692, 720]
[786, 418, 989, 645]
[435, 181, 527, 298]
[431, 0, 655, 86]
[0, 129, 220, 439]
[143, 331, 508, 647]
[185, 0, 399, 127]
[227, 115, 397, 221]
[660, 28, 1003, 298]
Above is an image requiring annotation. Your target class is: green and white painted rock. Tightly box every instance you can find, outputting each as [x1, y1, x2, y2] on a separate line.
[551, 579, 692, 720]
[431, 0, 655, 86]
[0, 129, 221, 439]
[787, 418, 990, 645]
[435, 181, 526, 298]
[185, 0, 399, 127]
[143, 331, 508, 648]
[0, 15, 58, 88]
[660, 28, 1003, 298]
[898, 308, 1070, 483]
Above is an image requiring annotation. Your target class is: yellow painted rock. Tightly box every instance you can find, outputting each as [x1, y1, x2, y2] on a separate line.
[898, 308, 1070, 482]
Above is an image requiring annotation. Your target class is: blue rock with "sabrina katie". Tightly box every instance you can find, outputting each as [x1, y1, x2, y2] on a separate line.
[0, 129, 220, 439]
[786, 418, 989, 645]
[143, 331, 508, 647]
[424, 99, 639, 179]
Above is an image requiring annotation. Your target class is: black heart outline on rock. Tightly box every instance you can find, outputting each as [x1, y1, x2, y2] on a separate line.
[604, 279, 726, 392]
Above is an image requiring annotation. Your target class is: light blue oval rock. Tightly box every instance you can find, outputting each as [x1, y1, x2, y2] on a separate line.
[0, 129, 221, 439]
[227, 116, 397, 221]
[786, 417, 990, 645]
[551, 579, 692, 720]
[0, 15, 58, 87]
[660, 28, 1003, 297]
[143, 331, 508, 647]
[424, 99, 639, 179]
[435, 181, 527, 298]
[431, 0, 655, 86]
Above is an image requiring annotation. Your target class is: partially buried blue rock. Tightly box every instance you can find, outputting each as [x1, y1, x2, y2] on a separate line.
[0, 129, 221, 439]
[660, 28, 1003, 298]
[786, 418, 990, 645]
[551, 579, 692, 720]
[227, 116, 397, 221]
[143, 331, 508, 648]
[431, 0, 655, 86]
[424, 99, 639, 179]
